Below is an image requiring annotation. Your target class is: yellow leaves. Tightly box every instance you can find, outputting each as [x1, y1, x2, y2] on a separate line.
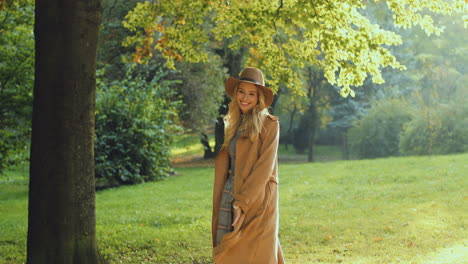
[122, 0, 463, 95]
[324, 233, 333, 241]
[176, 19, 186, 25]
[339, 87, 356, 98]
[388, 0, 460, 35]
[249, 47, 263, 60]
[155, 23, 165, 33]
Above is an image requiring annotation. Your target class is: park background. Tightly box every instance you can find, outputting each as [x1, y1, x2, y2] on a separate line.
[0, 0, 467, 263]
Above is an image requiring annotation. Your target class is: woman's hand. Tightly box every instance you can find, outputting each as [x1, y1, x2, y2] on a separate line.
[232, 207, 243, 227]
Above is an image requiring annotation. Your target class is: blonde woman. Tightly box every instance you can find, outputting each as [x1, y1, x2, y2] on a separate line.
[212, 67, 285, 264]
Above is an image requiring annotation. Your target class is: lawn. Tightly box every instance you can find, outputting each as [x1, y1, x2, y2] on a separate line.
[171, 132, 344, 166]
[1, 153, 467, 264]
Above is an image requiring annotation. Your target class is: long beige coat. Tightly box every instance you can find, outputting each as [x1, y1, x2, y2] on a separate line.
[212, 115, 285, 264]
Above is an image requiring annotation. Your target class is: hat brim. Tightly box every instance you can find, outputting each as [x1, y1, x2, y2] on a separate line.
[225, 77, 274, 108]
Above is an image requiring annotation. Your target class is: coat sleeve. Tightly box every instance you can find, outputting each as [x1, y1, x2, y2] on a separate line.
[234, 118, 279, 214]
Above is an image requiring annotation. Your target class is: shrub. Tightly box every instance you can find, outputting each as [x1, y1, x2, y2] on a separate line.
[0, 128, 30, 174]
[400, 102, 468, 155]
[348, 99, 412, 159]
[94, 65, 180, 188]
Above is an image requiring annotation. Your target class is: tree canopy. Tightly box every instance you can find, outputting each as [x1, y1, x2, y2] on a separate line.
[123, 0, 465, 97]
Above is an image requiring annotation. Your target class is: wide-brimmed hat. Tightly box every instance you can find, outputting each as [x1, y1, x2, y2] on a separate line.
[225, 67, 274, 108]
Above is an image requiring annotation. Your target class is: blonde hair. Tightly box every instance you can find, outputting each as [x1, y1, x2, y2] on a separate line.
[222, 84, 270, 149]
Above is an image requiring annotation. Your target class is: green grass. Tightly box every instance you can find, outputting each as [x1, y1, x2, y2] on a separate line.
[278, 144, 343, 162]
[1, 154, 467, 263]
[171, 132, 344, 163]
[171, 133, 215, 160]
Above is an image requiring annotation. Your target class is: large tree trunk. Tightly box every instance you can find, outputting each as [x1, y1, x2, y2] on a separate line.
[27, 1, 103, 263]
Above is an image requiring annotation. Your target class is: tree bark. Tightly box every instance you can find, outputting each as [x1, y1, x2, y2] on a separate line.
[284, 104, 297, 150]
[307, 67, 320, 162]
[200, 132, 214, 159]
[27, 0, 103, 263]
[307, 100, 319, 162]
[342, 129, 350, 160]
[214, 95, 229, 154]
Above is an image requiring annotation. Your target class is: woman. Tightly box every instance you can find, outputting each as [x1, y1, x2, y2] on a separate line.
[212, 67, 285, 264]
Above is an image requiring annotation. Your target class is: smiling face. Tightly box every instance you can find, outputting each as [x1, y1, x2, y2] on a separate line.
[237, 82, 259, 114]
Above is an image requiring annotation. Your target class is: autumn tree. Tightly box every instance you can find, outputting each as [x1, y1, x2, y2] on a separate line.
[27, 0, 103, 263]
[123, 0, 465, 98]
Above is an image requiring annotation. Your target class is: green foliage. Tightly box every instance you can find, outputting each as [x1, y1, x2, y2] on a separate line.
[122, 0, 464, 97]
[170, 55, 226, 133]
[94, 64, 181, 187]
[2, 153, 468, 263]
[400, 102, 468, 156]
[97, 0, 141, 80]
[0, 0, 34, 174]
[324, 86, 370, 144]
[348, 99, 412, 158]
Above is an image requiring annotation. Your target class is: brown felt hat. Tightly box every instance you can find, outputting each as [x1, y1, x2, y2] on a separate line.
[225, 67, 274, 108]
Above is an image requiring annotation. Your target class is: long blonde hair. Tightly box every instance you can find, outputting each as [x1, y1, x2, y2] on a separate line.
[222, 84, 270, 149]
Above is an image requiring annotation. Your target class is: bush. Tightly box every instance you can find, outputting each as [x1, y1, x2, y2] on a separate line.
[0, 126, 30, 174]
[348, 99, 412, 159]
[94, 64, 180, 188]
[400, 102, 468, 155]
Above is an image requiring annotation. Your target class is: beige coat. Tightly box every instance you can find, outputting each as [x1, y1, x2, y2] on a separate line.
[212, 115, 285, 264]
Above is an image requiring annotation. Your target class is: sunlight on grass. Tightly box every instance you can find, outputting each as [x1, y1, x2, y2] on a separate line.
[0, 153, 467, 263]
[422, 242, 468, 264]
[171, 131, 344, 163]
[171, 133, 215, 158]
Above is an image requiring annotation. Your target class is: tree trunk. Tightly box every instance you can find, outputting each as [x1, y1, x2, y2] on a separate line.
[27, 1, 103, 263]
[284, 104, 297, 151]
[307, 67, 320, 162]
[200, 132, 214, 159]
[307, 100, 319, 162]
[214, 95, 229, 154]
[342, 129, 350, 160]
